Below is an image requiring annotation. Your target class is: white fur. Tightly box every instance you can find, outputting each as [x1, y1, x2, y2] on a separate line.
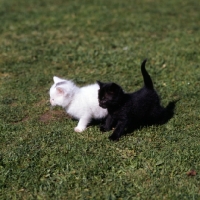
[49, 76, 108, 132]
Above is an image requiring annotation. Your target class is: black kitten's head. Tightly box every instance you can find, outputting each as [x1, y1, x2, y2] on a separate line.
[97, 81, 124, 109]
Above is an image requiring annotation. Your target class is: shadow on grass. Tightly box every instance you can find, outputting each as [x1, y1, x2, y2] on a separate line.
[124, 99, 180, 136]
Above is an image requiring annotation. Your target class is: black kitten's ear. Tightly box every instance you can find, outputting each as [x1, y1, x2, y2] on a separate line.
[97, 80, 103, 88]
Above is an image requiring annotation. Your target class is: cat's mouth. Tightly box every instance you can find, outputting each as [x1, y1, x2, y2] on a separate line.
[99, 103, 107, 109]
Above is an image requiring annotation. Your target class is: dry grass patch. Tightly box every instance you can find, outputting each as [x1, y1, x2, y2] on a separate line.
[39, 109, 70, 123]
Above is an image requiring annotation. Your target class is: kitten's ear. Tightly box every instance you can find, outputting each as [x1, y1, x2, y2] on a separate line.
[97, 80, 103, 88]
[53, 76, 63, 83]
[56, 87, 65, 95]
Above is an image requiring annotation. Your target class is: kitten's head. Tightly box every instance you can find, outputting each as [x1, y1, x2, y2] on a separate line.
[49, 76, 77, 108]
[97, 81, 124, 109]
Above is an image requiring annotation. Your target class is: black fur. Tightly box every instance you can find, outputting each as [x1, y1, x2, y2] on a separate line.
[97, 59, 176, 141]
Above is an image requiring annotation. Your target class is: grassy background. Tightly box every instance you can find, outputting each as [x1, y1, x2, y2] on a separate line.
[0, 0, 200, 199]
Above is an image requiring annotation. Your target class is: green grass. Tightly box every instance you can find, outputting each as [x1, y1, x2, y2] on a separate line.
[0, 0, 200, 199]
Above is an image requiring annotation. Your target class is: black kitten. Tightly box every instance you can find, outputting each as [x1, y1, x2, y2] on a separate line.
[97, 59, 175, 141]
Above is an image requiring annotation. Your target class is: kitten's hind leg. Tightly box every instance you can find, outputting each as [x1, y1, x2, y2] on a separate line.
[100, 114, 114, 132]
[74, 116, 90, 132]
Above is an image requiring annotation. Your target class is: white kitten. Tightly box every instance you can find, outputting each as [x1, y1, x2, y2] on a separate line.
[49, 76, 108, 132]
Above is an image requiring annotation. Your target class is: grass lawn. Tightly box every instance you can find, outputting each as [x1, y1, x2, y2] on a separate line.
[0, 0, 200, 199]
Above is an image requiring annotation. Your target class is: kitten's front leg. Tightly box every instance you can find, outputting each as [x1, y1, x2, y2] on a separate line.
[100, 114, 114, 132]
[74, 116, 90, 132]
[109, 120, 127, 141]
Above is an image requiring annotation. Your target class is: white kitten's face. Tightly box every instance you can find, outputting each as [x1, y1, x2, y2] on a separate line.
[49, 76, 75, 108]
[50, 87, 65, 106]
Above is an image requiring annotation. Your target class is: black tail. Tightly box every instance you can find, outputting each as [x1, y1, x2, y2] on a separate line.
[141, 59, 153, 89]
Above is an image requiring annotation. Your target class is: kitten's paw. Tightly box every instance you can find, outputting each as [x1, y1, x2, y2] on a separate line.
[100, 125, 108, 132]
[74, 127, 85, 132]
[109, 134, 119, 141]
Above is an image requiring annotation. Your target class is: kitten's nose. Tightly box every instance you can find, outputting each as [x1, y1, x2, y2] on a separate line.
[101, 100, 106, 105]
